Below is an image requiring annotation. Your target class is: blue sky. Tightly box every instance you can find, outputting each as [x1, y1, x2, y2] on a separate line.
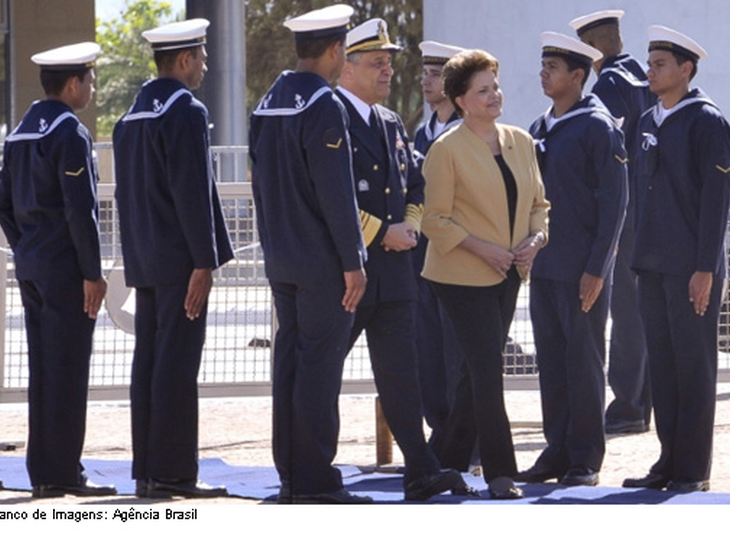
[95, 0, 185, 21]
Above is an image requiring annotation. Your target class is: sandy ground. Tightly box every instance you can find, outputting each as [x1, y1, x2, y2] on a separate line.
[3, 384, 730, 505]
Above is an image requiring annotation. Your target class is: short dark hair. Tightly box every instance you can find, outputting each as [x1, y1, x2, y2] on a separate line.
[442, 49, 500, 116]
[296, 33, 345, 60]
[40, 68, 90, 96]
[671, 51, 698, 81]
[154, 45, 200, 72]
[563, 57, 591, 88]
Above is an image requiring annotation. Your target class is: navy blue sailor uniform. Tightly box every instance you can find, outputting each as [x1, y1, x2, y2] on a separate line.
[113, 78, 234, 482]
[412, 110, 464, 443]
[249, 71, 367, 497]
[0, 100, 102, 486]
[336, 89, 445, 485]
[528, 95, 628, 474]
[631, 89, 730, 483]
[592, 53, 656, 430]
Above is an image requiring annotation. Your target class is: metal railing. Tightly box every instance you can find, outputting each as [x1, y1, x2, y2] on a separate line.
[2, 144, 730, 403]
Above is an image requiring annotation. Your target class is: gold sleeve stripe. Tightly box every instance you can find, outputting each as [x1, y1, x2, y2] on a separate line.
[64, 167, 86, 177]
[404, 203, 424, 232]
[360, 210, 383, 247]
[614, 155, 628, 165]
[715, 164, 730, 174]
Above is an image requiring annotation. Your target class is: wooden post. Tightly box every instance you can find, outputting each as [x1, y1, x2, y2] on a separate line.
[375, 396, 393, 465]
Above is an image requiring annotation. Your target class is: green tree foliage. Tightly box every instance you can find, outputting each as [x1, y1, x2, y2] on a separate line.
[95, 0, 181, 136]
[246, 0, 424, 135]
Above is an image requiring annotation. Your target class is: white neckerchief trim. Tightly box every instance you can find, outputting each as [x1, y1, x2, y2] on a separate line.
[543, 105, 606, 132]
[599, 66, 650, 88]
[652, 95, 718, 128]
[6, 111, 77, 142]
[253, 85, 332, 117]
[121, 88, 192, 122]
[425, 114, 460, 141]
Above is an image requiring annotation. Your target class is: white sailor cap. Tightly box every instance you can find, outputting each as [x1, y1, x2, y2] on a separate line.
[419, 41, 465, 65]
[569, 10, 624, 36]
[31, 42, 101, 71]
[142, 18, 210, 52]
[346, 18, 402, 55]
[540, 31, 603, 68]
[284, 4, 354, 44]
[647, 24, 708, 61]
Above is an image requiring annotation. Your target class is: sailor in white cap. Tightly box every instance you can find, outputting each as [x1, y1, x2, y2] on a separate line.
[570, 10, 656, 437]
[113, 19, 233, 499]
[411, 39, 465, 457]
[623, 25, 729, 493]
[414, 41, 465, 154]
[0, 42, 116, 498]
[337, 19, 468, 501]
[516, 32, 628, 488]
[250, 5, 370, 504]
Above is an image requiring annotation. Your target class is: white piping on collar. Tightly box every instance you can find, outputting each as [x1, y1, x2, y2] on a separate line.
[121, 88, 193, 122]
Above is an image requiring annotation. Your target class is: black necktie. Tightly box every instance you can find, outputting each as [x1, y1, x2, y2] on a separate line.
[369, 108, 379, 133]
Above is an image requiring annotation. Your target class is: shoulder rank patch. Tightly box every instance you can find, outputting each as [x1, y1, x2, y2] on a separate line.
[614, 154, 629, 165]
[64, 167, 86, 177]
[324, 128, 344, 150]
[716, 164, 730, 174]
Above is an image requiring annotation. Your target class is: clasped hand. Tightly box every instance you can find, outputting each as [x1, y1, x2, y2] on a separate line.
[382, 222, 417, 252]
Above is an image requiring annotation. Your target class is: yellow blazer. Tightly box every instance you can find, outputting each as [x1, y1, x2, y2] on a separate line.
[422, 122, 550, 287]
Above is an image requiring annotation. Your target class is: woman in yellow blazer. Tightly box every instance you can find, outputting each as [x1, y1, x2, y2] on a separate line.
[422, 49, 550, 500]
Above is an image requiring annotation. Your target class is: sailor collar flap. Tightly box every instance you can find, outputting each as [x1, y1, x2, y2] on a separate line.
[122, 81, 194, 122]
[424, 111, 461, 142]
[534, 98, 613, 152]
[599, 54, 649, 88]
[253, 71, 333, 117]
[6, 101, 78, 143]
[641, 91, 719, 152]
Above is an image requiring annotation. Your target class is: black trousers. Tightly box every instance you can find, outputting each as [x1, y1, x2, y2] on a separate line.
[414, 275, 463, 440]
[19, 275, 95, 486]
[271, 279, 354, 496]
[606, 221, 651, 425]
[349, 300, 441, 485]
[530, 277, 609, 473]
[131, 282, 207, 481]
[430, 269, 521, 482]
[637, 271, 721, 482]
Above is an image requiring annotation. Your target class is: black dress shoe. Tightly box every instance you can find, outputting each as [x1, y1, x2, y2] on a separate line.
[666, 479, 710, 493]
[135, 480, 148, 497]
[145, 479, 228, 499]
[33, 479, 118, 499]
[290, 488, 373, 504]
[560, 466, 599, 486]
[622, 472, 670, 489]
[605, 419, 650, 435]
[488, 476, 523, 500]
[451, 479, 481, 497]
[514, 463, 564, 483]
[405, 469, 462, 501]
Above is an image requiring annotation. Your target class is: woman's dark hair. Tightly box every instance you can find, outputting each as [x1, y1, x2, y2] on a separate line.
[442, 49, 500, 116]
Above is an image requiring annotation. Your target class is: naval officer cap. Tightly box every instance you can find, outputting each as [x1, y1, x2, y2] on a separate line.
[647, 24, 708, 62]
[540, 31, 603, 68]
[284, 4, 354, 44]
[31, 42, 101, 71]
[569, 9, 624, 36]
[142, 18, 210, 52]
[419, 40, 465, 65]
[346, 18, 402, 55]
